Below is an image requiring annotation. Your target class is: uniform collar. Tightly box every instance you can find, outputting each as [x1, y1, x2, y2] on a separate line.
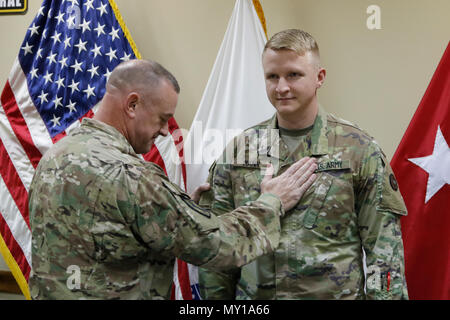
[266, 106, 329, 161]
[80, 118, 138, 157]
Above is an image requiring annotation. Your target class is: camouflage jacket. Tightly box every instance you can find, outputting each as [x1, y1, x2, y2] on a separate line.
[199, 107, 409, 300]
[28, 118, 283, 300]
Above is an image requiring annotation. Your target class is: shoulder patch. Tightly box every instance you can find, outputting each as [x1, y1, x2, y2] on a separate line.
[376, 156, 407, 216]
[389, 173, 399, 191]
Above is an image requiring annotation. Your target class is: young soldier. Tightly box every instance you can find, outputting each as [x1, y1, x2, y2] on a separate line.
[199, 29, 408, 300]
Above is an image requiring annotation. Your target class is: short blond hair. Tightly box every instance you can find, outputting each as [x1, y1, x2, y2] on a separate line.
[264, 29, 320, 59]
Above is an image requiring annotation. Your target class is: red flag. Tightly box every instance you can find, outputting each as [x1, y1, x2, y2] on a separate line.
[391, 41, 450, 300]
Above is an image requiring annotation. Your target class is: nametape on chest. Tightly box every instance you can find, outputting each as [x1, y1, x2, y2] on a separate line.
[315, 159, 351, 172]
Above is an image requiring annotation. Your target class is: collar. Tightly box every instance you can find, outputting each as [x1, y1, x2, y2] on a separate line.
[79, 118, 138, 157]
[265, 106, 329, 161]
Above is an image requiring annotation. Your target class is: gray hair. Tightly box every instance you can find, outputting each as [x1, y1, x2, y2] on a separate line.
[107, 59, 180, 94]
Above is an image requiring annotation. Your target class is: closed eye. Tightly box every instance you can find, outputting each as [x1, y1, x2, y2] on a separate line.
[266, 74, 279, 80]
[288, 72, 302, 78]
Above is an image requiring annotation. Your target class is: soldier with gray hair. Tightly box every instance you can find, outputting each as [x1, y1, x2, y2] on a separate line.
[199, 29, 409, 300]
[28, 59, 317, 299]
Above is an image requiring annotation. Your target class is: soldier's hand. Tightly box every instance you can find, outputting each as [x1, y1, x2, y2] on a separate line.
[261, 157, 317, 212]
[190, 183, 211, 203]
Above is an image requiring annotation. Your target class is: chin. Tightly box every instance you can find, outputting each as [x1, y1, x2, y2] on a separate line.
[275, 104, 301, 116]
[135, 143, 153, 155]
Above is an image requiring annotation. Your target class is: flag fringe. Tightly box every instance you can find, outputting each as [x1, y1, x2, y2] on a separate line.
[0, 235, 30, 300]
[108, 0, 142, 59]
[252, 0, 268, 39]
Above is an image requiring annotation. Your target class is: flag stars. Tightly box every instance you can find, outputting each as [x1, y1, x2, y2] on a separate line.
[97, 2, 108, 16]
[56, 77, 65, 90]
[84, 0, 94, 12]
[59, 56, 69, 69]
[106, 48, 117, 62]
[36, 48, 43, 59]
[83, 84, 96, 99]
[67, 14, 76, 29]
[87, 64, 99, 78]
[37, 5, 46, 17]
[121, 52, 132, 62]
[91, 43, 102, 58]
[51, 31, 62, 45]
[53, 95, 63, 109]
[21, 42, 33, 56]
[38, 90, 48, 105]
[30, 67, 39, 79]
[70, 59, 84, 75]
[74, 39, 88, 54]
[94, 23, 106, 37]
[28, 23, 40, 37]
[63, 36, 71, 49]
[50, 114, 61, 127]
[55, 11, 65, 25]
[79, 18, 91, 33]
[68, 79, 80, 94]
[19, 3, 136, 136]
[65, 100, 77, 114]
[67, 0, 79, 6]
[46, 52, 57, 66]
[43, 71, 53, 85]
[109, 27, 120, 41]
[104, 68, 112, 81]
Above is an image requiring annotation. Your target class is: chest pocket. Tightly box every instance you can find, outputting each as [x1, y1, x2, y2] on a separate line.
[303, 175, 333, 229]
[302, 160, 354, 235]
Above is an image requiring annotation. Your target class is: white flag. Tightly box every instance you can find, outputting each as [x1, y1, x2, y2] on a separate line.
[184, 0, 274, 194]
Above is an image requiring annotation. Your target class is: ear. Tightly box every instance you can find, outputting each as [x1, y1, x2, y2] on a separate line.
[316, 68, 326, 88]
[124, 92, 139, 119]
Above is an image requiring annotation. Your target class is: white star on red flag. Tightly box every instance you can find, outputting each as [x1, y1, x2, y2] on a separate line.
[408, 125, 450, 203]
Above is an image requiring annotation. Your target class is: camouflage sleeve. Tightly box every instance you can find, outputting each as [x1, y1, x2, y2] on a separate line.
[198, 162, 241, 299]
[356, 144, 409, 300]
[130, 163, 281, 272]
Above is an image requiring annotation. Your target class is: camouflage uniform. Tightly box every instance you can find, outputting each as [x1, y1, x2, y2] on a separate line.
[28, 118, 283, 300]
[199, 107, 409, 300]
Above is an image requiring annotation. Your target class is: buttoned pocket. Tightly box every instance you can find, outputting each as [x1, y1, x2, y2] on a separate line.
[301, 160, 355, 238]
[302, 175, 333, 229]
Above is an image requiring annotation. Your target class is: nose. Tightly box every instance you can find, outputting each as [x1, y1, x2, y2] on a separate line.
[275, 77, 290, 95]
[159, 122, 169, 137]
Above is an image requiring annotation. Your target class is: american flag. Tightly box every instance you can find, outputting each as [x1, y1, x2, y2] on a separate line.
[0, 0, 195, 300]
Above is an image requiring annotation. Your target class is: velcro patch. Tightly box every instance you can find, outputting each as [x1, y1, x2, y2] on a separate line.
[162, 180, 211, 218]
